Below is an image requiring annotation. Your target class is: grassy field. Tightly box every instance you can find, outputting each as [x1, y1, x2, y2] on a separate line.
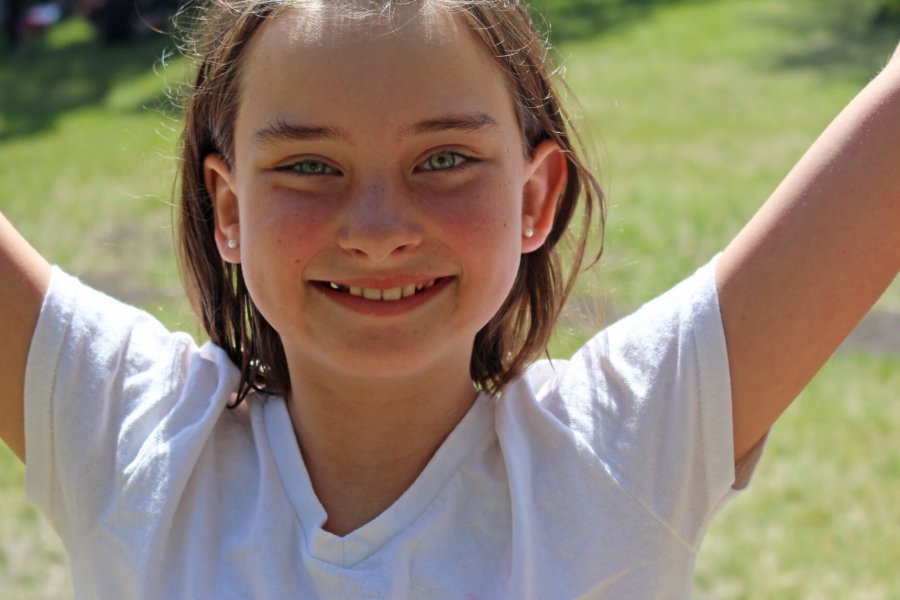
[1, 0, 898, 597]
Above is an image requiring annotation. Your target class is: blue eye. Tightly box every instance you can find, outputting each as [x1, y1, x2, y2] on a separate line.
[280, 159, 339, 175]
[418, 151, 468, 172]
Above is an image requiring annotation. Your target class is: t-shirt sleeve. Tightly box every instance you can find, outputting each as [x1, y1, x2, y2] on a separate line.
[537, 256, 757, 550]
[23, 267, 232, 542]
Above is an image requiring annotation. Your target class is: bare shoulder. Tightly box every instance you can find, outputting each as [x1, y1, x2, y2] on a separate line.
[0, 213, 52, 463]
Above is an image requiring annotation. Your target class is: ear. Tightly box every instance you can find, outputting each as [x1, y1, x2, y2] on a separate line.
[521, 139, 568, 254]
[204, 153, 241, 264]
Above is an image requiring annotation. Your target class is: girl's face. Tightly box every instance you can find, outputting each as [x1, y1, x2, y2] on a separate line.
[206, 6, 564, 386]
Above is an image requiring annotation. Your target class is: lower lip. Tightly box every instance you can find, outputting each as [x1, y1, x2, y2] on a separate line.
[313, 277, 454, 316]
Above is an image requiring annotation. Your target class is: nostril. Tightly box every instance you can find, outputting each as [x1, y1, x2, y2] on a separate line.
[337, 225, 424, 261]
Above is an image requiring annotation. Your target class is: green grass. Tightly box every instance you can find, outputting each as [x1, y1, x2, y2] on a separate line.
[1, 18, 196, 333]
[695, 354, 900, 599]
[547, 0, 900, 312]
[1, 1, 898, 597]
[0, 451, 71, 597]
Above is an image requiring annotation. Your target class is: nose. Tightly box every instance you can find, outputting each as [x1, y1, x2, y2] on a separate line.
[337, 183, 424, 261]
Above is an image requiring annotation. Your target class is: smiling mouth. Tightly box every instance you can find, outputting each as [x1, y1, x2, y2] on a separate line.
[319, 278, 442, 301]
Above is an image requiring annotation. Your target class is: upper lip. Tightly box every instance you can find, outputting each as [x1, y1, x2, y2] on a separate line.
[310, 275, 452, 289]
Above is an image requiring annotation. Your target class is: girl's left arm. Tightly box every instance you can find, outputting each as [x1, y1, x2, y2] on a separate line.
[718, 43, 900, 464]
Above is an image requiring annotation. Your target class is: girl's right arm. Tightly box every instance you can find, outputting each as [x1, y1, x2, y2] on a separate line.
[0, 212, 51, 463]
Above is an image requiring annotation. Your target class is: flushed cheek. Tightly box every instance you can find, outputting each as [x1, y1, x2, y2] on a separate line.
[424, 186, 523, 309]
[424, 181, 522, 254]
[237, 188, 337, 319]
[246, 186, 337, 261]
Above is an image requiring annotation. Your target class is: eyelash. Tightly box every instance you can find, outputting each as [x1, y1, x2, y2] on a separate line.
[275, 151, 478, 177]
[275, 159, 341, 176]
[415, 150, 478, 173]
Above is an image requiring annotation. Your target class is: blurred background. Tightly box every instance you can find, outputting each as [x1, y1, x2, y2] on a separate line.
[1, 0, 898, 597]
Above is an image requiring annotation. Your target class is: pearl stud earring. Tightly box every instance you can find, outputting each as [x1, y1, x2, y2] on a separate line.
[524, 227, 534, 239]
[227, 239, 238, 249]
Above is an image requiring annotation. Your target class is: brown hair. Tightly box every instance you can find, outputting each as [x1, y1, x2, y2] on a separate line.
[176, 0, 605, 406]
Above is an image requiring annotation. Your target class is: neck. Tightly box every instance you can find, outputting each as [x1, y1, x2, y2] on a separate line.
[285, 358, 477, 536]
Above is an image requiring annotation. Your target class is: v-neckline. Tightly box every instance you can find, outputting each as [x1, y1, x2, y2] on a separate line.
[264, 393, 494, 568]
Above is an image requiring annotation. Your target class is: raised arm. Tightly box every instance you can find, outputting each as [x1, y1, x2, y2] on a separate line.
[718, 45, 900, 464]
[0, 213, 52, 462]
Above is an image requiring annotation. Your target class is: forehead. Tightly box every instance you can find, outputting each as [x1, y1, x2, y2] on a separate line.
[245, 3, 476, 70]
[234, 4, 518, 143]
[264, 1, 461, 46]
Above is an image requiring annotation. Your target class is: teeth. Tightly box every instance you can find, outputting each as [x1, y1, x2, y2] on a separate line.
[328, 279, 440, 302]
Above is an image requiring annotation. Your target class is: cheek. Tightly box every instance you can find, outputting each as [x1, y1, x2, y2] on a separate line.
[424, 178, 523, 296]
[425, 176, 521, 243]
[244, 186, 336, 262]
[237, 187, 336, 315]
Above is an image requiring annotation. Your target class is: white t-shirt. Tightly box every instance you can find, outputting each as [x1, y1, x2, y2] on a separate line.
[25, 258, 752, 599]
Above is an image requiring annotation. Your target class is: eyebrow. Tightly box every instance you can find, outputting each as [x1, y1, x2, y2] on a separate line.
[252, 112, 500, 148]
[397, 112, 500, 140]
[252, 120, 348, 148]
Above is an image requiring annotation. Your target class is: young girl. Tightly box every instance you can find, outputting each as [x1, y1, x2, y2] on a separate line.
[1, 0, 897, 597]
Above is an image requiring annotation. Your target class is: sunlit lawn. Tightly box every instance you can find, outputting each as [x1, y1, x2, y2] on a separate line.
[1, 0, 897, 597]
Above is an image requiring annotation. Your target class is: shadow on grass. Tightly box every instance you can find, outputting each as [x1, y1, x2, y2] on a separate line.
[1, 2, 895, 143]
[532, 0, 897, 81]
[529, 0, 705, 43]
[0, 1, 708, 143]
[0, 20, 179, 143]
[747, 1, 899, 82]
